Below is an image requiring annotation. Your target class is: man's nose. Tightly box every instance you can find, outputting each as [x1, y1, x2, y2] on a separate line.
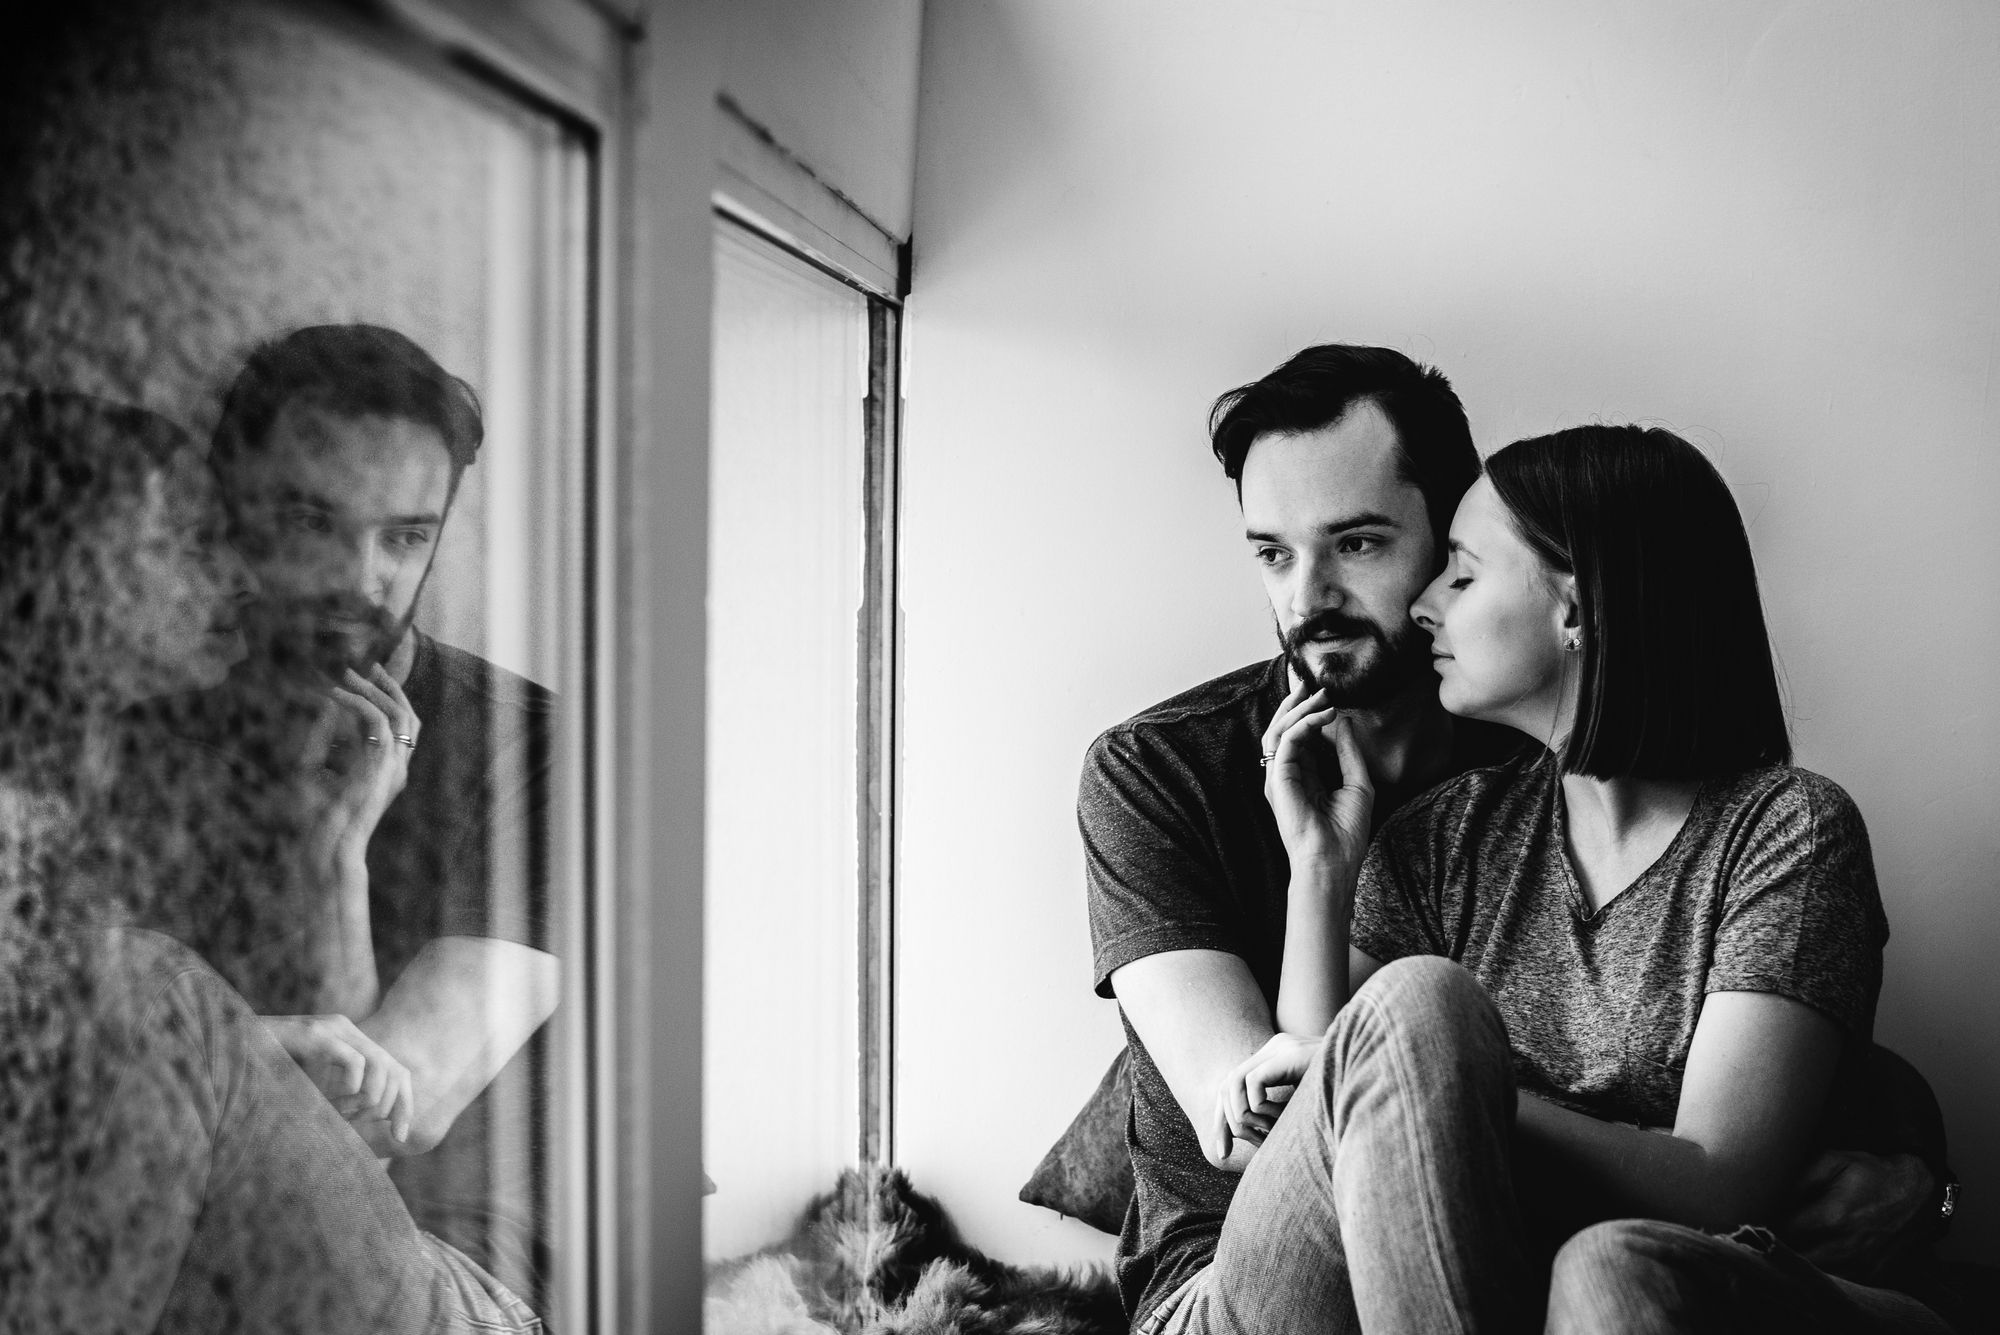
[325, 534, 390, 598]
[1290, 553, 1346, 619]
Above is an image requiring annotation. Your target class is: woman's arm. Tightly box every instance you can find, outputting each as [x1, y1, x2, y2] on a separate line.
[1516, 989, 1846, 1232]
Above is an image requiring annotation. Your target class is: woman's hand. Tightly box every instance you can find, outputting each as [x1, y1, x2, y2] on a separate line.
[1207, 1031, 1321, 1164]
[1261, 680, 1376, 878]
[263, 1013, 414, 1144]
[297, 664, 422, 862]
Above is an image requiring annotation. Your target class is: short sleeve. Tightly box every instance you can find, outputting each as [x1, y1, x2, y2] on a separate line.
[1706, 773, 1888, 1043]
[1350, 801, 1450, 965]
[1083, 729, 1240, 997]
[432, 687, 556, 947]
[434, 711, 553, 952]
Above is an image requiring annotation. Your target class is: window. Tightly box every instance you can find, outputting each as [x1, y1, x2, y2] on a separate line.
[0, 1, 615, 1327]
[703, 213, 903, 1256]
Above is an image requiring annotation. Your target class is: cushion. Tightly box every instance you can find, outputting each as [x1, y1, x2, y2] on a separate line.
[1018, 1049, 1133, 1235]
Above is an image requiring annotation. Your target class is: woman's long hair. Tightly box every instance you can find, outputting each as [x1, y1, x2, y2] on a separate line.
[0, 390, 192, 799]
[1484, 424, 1791, 780]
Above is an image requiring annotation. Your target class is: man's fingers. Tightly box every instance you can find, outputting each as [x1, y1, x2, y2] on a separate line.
[299, 696, 345, 771]
[1262, 682, 1327, 755]
[366, 663, 422, 743]
[1331, 715, 1375, 798]
[330, 685, 392, 743]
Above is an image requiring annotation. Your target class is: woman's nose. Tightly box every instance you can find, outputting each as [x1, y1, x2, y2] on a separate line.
[1411, 571, 1447, 632]
[221, 543, 261, 602]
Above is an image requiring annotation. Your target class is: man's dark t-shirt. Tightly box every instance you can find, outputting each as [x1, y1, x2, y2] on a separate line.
[376, 632, 554, 1307]
[1082, 656, 1523, 1320]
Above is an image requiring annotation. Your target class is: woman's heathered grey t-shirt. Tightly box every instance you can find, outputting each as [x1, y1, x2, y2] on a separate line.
[1351, 750, 1888, 1128]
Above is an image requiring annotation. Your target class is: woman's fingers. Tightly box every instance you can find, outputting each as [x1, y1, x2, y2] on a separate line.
[1207, 1094, 1235, 1165]
[389, 1067, 414, 1144]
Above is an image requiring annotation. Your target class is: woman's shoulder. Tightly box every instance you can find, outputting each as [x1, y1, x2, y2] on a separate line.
[1704, 764, 1868, 837]
[1699, 764, 1879, 888]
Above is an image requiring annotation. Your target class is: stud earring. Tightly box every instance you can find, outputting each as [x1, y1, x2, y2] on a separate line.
[1564, 634, 1582, 653]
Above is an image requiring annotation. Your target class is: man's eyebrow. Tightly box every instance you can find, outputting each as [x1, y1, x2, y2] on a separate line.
[384, 513, 445, 528]
[1244, 511, 1401, 543]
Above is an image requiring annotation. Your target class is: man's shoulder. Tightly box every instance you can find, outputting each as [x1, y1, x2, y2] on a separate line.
[1089, 658, 1278, 760]
[1381, 744, 1546, 845]
[414, 634, 556, 723]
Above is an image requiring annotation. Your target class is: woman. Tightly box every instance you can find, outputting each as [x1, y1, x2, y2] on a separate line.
[0, 389, 538, 1333]
[1206, 425, 1945, 1332]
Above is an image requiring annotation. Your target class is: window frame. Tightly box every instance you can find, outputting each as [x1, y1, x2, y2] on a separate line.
[306, 1, 632, 1329]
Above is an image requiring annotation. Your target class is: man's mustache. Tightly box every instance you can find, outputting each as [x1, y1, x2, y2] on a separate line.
[1281, 610, 1388, 656]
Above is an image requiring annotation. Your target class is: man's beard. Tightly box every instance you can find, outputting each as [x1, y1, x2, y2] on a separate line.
[256, 595, 414, 680]
[1278, 607, 1435, 710]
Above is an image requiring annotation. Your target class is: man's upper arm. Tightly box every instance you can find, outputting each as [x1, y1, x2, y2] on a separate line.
[1081, 729, 1238, 995]
[1111, 949, 1270, 1170]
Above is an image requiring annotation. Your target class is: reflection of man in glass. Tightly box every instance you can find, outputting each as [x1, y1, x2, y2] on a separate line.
[195, 324, 559, 1305]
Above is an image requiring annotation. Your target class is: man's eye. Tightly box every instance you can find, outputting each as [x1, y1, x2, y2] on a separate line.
[1253, 547, 1287, 566]
[388, 530, 432, 550]
[1337, 535, 1382, 555]
[284, 511, 332, 534]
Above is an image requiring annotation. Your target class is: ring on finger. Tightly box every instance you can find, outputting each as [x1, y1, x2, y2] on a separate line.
[364, 734, 382, 746]
[394, 733, 416, 750]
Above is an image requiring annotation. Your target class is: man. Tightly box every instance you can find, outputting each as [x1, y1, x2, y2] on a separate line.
[184, 324, 559, 1307]
[1080, 345, 1947, 1330]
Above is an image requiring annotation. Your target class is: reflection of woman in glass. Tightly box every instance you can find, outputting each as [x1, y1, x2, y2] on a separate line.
[0, 390, 541, 1333]
[1197, 426, 1941, 1331]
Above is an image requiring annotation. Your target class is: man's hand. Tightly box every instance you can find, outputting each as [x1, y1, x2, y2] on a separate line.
[1261, 681, 1375, 876]
[263, 1013, 414, 1146]
[1208, 1031, 1318, 1165]
[297, 664, 423, 860]
[1780, 1149, 1937, 1283]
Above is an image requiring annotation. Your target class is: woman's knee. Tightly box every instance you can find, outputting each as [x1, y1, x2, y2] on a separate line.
[1547, 1220, 1700, 1334]
[1322, 956, 1509, 1088]
[1335, 956, 1499, 1043]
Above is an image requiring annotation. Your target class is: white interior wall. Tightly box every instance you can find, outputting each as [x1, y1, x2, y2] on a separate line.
[898, 0, 2000, 1267]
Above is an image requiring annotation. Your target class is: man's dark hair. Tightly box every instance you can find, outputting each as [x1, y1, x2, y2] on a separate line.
[1485, 424, 1791, 780]
[1208, 344, 1479, 556]
[209, 324, 483, 481]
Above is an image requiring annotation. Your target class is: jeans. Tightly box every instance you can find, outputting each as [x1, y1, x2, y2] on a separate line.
[1142, 956, 1949, 1335]
[7, 928, 542, 1334]
[1547, 1221, 1953, 1334]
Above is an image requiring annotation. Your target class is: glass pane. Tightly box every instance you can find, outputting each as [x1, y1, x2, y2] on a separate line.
[704, 225, 869, 1259]
[0, 2, 588, 1327]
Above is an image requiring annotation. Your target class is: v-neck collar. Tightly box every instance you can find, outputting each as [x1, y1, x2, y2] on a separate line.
[1544, 758, 1711, 927]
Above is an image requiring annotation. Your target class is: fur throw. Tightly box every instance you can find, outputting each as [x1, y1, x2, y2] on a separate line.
[705, 1167, 1125, 1335]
